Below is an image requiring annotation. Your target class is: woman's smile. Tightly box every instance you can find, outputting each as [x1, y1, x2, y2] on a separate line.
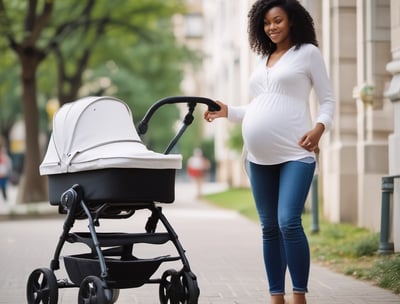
[268, 31, 281, 41]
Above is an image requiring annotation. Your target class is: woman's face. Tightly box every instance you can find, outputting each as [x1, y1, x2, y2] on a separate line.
[263, 6, 292, 46]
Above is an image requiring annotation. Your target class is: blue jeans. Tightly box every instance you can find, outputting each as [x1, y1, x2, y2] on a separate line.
[248, 160, 315, 295]
[0, 177, 7, 200]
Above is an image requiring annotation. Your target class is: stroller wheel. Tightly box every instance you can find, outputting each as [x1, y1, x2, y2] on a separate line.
[110, 288, 120, 303]
[26, 267, 58, 304]
[159, 269, 179, 304]
[159, 269, 199, 304]
[178, 271, 200, 304]
[78, 276, 113, 304]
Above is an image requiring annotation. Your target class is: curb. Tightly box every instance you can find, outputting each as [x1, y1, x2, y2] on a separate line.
[0, 202, 60, 221]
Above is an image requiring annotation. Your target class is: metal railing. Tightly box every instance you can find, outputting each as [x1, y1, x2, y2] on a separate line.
[310, 174, 319, 234]
[378, 174, 400, 254]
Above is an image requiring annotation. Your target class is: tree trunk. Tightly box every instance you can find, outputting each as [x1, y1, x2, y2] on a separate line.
[17, 53, 47, 203]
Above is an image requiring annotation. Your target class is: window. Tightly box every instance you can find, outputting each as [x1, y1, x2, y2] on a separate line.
[185, 13, 203, 38]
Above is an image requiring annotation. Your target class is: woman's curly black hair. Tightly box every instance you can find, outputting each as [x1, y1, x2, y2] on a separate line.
[248, 0, 318, 56]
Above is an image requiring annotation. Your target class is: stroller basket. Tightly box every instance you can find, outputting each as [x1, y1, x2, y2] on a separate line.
[64, 253, 176, 289]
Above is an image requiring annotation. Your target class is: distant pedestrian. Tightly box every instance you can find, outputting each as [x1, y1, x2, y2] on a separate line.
[0, 141, 12, 202]
[187, 148, 210, 197]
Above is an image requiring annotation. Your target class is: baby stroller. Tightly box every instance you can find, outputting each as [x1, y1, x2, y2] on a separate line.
[26, 96, 220, 304]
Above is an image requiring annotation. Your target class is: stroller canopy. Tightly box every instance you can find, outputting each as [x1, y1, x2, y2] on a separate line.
[40, 96, 182, 175]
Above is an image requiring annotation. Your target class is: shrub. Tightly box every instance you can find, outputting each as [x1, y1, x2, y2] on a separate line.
[371, 255, 400, 294]
[353, 234, 379, 257]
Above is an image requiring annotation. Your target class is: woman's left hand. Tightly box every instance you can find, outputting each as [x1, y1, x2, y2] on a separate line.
[299, 123, 325, 152]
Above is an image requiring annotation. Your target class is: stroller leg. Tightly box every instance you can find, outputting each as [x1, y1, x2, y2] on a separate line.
[80, 200, 109, 279]
[50, 185, 82, 271]
[152, 205, 192, 272]
[153, 205, 200, 303]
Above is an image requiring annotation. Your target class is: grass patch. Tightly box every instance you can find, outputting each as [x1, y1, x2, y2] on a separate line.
[204, 188, 258, 221]
[203, 187, 400, 294]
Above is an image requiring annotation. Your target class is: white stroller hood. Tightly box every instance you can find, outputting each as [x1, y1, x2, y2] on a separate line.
[40, 96, 182, 175]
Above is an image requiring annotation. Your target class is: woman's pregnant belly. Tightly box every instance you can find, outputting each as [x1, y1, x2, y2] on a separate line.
[242, 94, 310, 163]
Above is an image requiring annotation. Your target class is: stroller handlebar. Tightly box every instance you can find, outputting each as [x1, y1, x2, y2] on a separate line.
[137, 96, 220, 135]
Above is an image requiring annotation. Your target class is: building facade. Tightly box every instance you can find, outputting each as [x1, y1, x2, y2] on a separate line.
[180, 0, 400, 251]
[386, 0, 400, 251]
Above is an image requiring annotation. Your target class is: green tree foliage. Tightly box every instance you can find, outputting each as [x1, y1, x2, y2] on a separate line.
[228, 125, 244, 152]
[0, 0, 199, 202]
[0, 51, 21, 142]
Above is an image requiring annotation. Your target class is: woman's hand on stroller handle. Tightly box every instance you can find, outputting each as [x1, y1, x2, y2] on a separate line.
[204, 100, 227, 123]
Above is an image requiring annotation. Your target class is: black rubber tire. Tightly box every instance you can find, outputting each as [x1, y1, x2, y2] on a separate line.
[26, 267, 58, 304]
[110, 288, 120, 303]
[179, 271, 199, 304]
[78, 276, 112, 304]
[159, 269, 179, 304]
[159, 269, 200, 304]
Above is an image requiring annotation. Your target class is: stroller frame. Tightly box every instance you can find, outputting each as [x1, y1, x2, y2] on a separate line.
[26, 97, 220, 304]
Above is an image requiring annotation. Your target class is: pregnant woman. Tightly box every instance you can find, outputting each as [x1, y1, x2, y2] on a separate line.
[204, 1, 335, 303]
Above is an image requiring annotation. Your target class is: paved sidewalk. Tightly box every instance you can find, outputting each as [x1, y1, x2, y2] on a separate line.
[0, 183, 399, 303]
